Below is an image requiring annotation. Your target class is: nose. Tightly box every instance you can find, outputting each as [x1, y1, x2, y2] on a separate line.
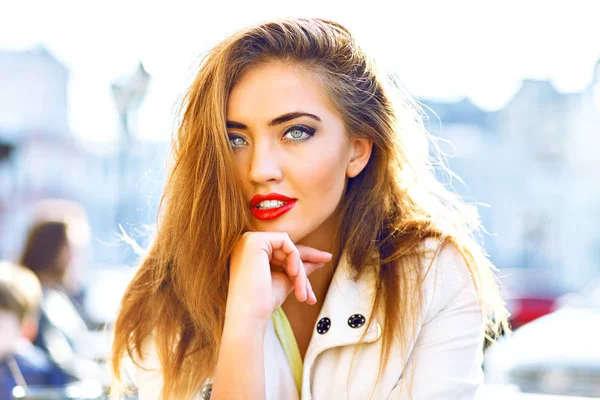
[248, 140, 283, 185]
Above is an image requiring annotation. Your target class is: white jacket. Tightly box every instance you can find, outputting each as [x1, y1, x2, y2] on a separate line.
[133, 238, 485, 399]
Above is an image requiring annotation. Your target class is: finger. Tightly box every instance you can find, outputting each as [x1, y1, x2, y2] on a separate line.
[267, 233, 326, 304]
[272, 259, 326, 276]
[268, 233, 300, 276]
[292, 257, 307, 302]
[271, 246, 332, 265]
[268, 233, 308, 302]
[270, 249, 289, 265]
[271, 258, 321, 305]
[306, 279, 317, 305]
[305, 262, 326, 276]
[271, 271, 294, 306]
[269, 233, 306, 303]
[294, 245, 333, 264]
[269, 259, 286, 271]
[271, 271, 316, 307]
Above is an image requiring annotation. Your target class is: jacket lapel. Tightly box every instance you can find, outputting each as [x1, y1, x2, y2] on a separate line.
[301, 249, 383, 397]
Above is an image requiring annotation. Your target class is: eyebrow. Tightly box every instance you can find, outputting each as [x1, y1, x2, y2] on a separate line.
[226, 112, 321, 130]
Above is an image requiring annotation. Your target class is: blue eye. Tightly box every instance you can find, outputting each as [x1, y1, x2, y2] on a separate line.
[282, 125, 315, 142]
[228, 135, 248, 149]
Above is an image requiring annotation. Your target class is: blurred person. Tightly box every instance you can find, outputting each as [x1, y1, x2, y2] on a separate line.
[19, 201, 102, 382]
[111, 18, 510, 399]
[20, 199, 91, 316]
[0, 261, 71, 399]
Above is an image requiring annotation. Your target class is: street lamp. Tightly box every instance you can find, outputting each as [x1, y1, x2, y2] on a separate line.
[110, 62, 150, 233]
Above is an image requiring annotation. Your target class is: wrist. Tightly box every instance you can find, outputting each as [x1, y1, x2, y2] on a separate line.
[214, 310, 267, 399]
[224, 300, 271, 334]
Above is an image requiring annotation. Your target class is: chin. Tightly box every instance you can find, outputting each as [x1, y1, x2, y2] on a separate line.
[254, 220, 309, 243]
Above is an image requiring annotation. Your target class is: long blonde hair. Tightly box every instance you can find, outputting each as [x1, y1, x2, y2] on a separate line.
[111, 17, 510, 399]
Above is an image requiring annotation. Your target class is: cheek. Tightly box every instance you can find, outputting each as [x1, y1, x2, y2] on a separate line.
[232, 154, 253, 196]
[297, 152, 347, 207]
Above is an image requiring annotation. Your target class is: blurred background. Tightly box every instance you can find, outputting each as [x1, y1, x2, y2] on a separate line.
[0, 0, 598, 398]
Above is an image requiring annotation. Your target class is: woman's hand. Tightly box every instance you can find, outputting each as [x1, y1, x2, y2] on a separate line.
[213, 232, 331, 399]
[226, 231, 332, 325]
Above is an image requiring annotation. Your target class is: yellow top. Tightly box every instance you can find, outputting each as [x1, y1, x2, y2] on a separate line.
[272, 307, 303, 394]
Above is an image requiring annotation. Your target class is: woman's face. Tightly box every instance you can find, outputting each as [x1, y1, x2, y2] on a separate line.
[226, 62, 372, 246]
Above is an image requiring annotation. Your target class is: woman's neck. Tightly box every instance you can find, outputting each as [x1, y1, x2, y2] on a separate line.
[295, 209, 341, 300]
[284, 211, 340, 317]
[281, 210, 345, 359]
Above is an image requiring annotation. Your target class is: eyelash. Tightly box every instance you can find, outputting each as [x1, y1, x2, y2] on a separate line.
[227, 125, 316, 149]
[282, 125, 315, 142]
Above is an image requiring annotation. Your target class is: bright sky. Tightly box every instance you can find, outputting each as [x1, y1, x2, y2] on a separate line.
[1, 0, 599, 142]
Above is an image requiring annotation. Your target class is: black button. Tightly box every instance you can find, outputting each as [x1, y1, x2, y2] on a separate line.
[201, 383, 212, 399]
[316, 317, 331, 334]
[348, 314, 366, 328]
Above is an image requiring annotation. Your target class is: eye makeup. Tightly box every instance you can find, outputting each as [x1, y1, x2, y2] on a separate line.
[227, 124, 316, 149]
[281, 125, 316, 143]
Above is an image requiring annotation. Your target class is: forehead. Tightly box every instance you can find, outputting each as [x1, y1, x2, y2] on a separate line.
[227, 63, 337, 121]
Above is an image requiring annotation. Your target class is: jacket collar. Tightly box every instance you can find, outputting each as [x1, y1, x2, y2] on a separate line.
[302, 248, 382, 378]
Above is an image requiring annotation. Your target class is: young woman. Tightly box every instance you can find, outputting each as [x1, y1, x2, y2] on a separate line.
[111, 18, 509, 400]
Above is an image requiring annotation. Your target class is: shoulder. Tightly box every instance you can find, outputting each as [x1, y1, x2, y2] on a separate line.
[3, 345, 68, 386]
[385, 238, 486, 398]
[130, 334, 208, 400]
[129, 333, 166, 400]
[418, 237, 482, 325]
[14, 341, 53, 370]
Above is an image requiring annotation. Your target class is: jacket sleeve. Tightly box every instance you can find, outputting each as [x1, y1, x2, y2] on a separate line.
[387, 241, 486, 400]
[130, 333, 165, 400]
[130, 334, 207, 400]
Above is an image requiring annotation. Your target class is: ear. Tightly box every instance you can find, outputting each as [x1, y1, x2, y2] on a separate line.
[346, 138, 373, 178]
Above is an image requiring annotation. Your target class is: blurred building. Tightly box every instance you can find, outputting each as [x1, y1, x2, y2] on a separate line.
[0, 47, 166, 271]
[0, 47, 69, 136]
[1, 46, 598, 296]
[423, 60, 600, 294]
[0, 47, 74, 259]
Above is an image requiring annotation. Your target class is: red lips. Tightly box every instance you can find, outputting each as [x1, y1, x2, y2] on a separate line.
[249, 193, 297, 221]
